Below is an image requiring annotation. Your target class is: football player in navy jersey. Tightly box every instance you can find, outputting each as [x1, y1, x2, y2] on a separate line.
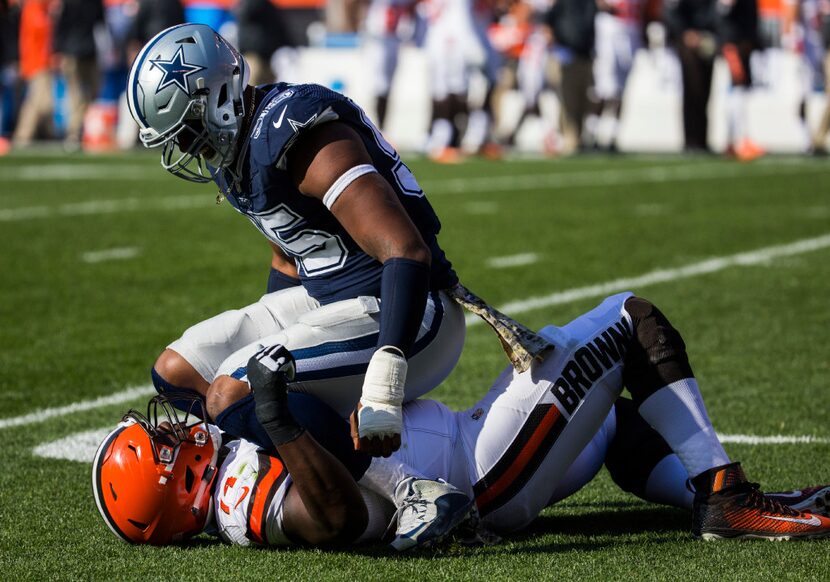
[127, 22, 463, 450]
[126, 22, 473, 548]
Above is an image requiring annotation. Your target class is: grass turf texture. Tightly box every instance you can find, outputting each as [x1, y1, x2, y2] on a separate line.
[1, 151, 829, 580]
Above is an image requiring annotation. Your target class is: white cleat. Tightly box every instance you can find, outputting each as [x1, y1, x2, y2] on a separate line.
[390, 477, 474, 551]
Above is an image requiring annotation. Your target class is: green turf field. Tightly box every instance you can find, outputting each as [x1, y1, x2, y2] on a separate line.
[1, 151, 829, 580]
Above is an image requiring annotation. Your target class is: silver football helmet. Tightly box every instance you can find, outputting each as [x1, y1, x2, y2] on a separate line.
[127, 23, 250, 182]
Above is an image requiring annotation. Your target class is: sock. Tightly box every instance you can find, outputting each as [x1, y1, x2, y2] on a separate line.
[690, 462, 747, 495]
[463, 109, 489, 151]
[151, 367, 206, 417]
[644, 454, 693, 510]
[427, 118, 454, 152]
[727, 87, 747, 145]
[584, 113, 599, 146]
[637, 378, 730, 480]
[358, 455, 427, 505]
[605, 116, 619, 148]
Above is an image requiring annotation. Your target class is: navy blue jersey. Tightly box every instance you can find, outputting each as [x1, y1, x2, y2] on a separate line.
[213, 83, 457, 305]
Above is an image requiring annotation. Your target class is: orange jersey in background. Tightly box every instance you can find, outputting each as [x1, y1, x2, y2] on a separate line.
[18, 0, 53, 80]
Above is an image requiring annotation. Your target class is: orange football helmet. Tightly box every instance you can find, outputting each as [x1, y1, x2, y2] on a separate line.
[92, 395, 221, 545]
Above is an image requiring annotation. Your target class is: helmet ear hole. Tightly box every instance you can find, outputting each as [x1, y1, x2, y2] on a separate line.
[128, 519, 149, 531]
[217, 84, 228, 108]
[185, 466, 195, 493]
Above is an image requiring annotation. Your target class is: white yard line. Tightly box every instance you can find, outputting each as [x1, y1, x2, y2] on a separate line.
[0, 164, 170, 181]
[4, 161, 829, 222]
[4, 235, 830, 432]
[421, 160, 830, 195]
[33, 428, 114, 463]
[718, 434, 830, 445]
[31, 427, 830, 464]
[0, 385, 155, 430]
[81, 247, 140, 263]
[464, 201, 499, 215]
[467, 232, 830, 326]
[486, 253, 540, 269]
[0, 194, 208, 222]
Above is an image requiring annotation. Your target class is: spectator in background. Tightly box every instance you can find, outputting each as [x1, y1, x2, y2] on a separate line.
[464, 0, 503, 159]
[489, 0, 558, 153]
[0, 0, 21, 152]
[716, 0, 762, 160]
[13, 0, 54, 147]
[593, 0, 646, 152]
[53, 0, 105, 150]
[422, 0, 481, 162]
[235, 0, 287, 85]
[546, 0, 597, 154]
[664, 0, 717, 153]
[362, 0, 417, 130]
[126, 0, 184, 62]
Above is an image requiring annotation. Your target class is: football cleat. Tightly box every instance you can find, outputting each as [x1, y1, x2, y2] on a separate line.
[390, 477, 474, 551]
[692, 463, 830, 540]
[766, 485, 830, 519]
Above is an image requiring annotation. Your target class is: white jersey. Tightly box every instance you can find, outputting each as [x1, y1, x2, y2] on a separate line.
[214, 439, 393, 546]
[213, 293, 636, 544]
[593, 8, 644, 100]
[214, 439, 293, 547]
[396, 292, 633, 532]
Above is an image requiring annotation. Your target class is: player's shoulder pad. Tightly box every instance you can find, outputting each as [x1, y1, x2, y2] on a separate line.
[249, 83, 344, 169]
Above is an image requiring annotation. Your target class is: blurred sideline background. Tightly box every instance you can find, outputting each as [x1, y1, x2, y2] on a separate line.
[1, 0, 828, 159]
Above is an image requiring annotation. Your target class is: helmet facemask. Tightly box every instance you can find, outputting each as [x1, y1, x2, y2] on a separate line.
[124, 395, 220, 519]
[144, 71, 245, 183]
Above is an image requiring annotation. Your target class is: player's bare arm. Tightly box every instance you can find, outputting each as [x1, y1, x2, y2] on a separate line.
[268, 240, 300, 279]
[248, 346, 368, 545]
[289, 121, 431, 267]
[288, 121, 433, 457]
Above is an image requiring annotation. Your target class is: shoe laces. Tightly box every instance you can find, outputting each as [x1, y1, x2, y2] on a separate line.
[397, 493, 429, 526]
[735, 482, 801, 516]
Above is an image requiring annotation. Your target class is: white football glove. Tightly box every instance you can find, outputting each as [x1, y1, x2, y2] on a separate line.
[357, 346, 407, 441]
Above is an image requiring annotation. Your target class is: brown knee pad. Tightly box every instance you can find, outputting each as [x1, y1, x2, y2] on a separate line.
[622, 297, 694, 405]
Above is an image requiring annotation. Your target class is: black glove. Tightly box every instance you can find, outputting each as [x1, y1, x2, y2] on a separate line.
[247, 344, 304, 446]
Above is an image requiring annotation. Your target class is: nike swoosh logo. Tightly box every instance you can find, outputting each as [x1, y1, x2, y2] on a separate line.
[769, 490, 803, 498]
[234, 486, 250, 509]
[272, 106, 287, 129]
[761, 514, 822, 525]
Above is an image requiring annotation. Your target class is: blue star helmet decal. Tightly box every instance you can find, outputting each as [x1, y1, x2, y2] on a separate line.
[149, 46, 206, 96]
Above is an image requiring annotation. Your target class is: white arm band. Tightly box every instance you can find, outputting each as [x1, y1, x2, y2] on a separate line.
[322, 164, 378, 210]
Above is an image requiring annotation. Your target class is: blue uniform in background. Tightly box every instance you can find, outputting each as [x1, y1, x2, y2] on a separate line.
[213, 82, 458, 304]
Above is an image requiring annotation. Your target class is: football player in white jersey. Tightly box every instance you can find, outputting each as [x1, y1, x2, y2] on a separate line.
[363, 0, 417, 130]
[593, 0, 645, 152]
[93, 293, 830, 547]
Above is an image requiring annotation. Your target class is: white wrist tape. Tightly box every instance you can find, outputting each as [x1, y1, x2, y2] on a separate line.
[358, 346, 407, 438]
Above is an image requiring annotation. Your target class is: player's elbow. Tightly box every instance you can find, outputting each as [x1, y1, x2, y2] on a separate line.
[387, 240, 431, 266]
[309, 499, 368, 546]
